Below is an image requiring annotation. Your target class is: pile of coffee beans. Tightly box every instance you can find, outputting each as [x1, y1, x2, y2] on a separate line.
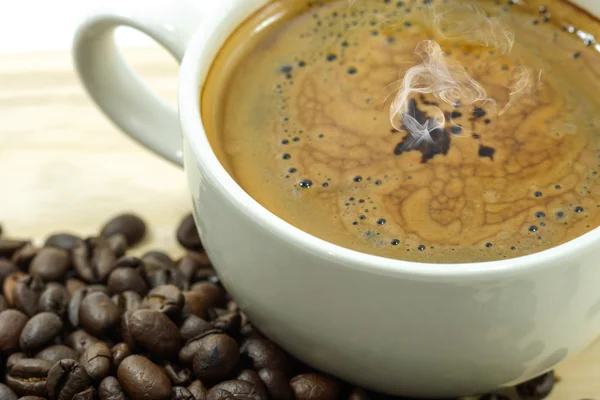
[0, 213, 555, 400]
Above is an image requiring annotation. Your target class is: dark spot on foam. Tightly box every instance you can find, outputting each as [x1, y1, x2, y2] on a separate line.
[473, 107, 486, 118]
[326, 54, 337, 61]
[529, 225, 538, 232]
[359, 199, 365, 203]
[555, 185, 562, 190]
[377, 219, 386, 225]
[288, 168, 297, 173]
[404, 21, 412, 27]
[341, 41, 349, 47]
[282, 153, 291, 160]
[354, 176, 363, 182]
[484, 118, 491, 124]
[397, 1, 404, 6]
[322, 182, 329, 188]
[575, 206, 584, 213]
[281, 139, 289, 145]
[556, 211, 565, 218]
[352, 221, 358, 225]
[450, 125, 463, 135]
[478, 145, 495, 160]
[347, 67, 358, 75]
[501, 64, 509, 70]
[391, 239, 400, 245]
[417, 244, 426, 251]
[375, 180, 382, 185]
[485, 242, 493, 248]
[535, 211, 546, 218]
[293, 137, 300, 142]
[534, 191, 543, 197]
[298, 61, 306, 67]
[280, 65, 293, 73]
[359, 215, 366, 220]
[299, 179, 313, 189]
[450, 111, 462, 119]
[511, 246, 517, 250]
[573, 52, 582, 59]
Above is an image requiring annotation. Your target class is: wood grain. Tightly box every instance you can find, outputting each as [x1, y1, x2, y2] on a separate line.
[0, 47, 599, 398]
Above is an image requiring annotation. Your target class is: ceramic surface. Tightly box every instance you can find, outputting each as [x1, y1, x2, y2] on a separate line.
[73, 0, 600, 396]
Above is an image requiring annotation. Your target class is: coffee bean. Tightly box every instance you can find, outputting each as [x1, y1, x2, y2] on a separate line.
[11, 244, 40, 272]
[347, 388, 370, 400]
[106, 234, 128, 259]
[516, 371, 555, 399]
[211, 311, 241, 336]
[20, 312, 63, 352]
[112, 291, 141, 313]
[38, 283, 69, 319]
[117, 355, 172, 400]
[66, 279, 86, 297]
[30, 248, 71, 282]
[107, 268, 148, 296]
[181, 291, 209, 319]
[35, 345, 79, 365]
[241, 338, 291, 373]
[177, 214, 203, 251]
[100, 214, 146, 247]
[0, 382, 18, 400]
[6, 358, 52, 396]
[3, 271, 25, 306]
[258, 368, 293, 400]
[69, 288, 106, 328]
[0, 259, 19, 287]
[72, 237, 116, 284]
[0, 239, 29, 259]
[237, 370, 269, 400]
[45, 233, 82, 253]
[187, 380, 208, 400]
[80, 342, 111, 382]
[98, 376, 126, 400]
[190, 283, 225, 308]
[47, 359, 91, 400]
[0, 310, 28, 353]
[290, 374, 340, 400]
[179, 315, 214, 342]
[79, 292, 121, 337]
[206, 380, 263, 400]
[13, 275, 45, 316]
[165, 363, 192, 386]
[128, 309, 181, 358]
[119, 311, 137, 351]
[73, 387, 97, 400]
[6, 352, 27, 370]
[65, 330, 101, 355]
[0, 294, 8, 312]
[178, 330, 221, 366]
[172, 386, 195, 400]
[142, 251, 175, 268]
[178, 252, 212, 283]
[110, 343, 131, 370]
[141, 284, 184, 317]
[192, 333, 239, 381]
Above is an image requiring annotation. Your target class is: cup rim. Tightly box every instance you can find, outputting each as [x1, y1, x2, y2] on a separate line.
[178, 0, 599, 279]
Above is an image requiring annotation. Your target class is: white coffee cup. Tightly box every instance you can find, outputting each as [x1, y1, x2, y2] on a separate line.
[73, 0, 600, 397]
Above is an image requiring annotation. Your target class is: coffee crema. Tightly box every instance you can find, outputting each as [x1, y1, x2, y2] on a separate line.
[202, 0, 600, 263]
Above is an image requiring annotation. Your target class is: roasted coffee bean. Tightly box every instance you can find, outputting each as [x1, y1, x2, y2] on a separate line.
[72, 237, 116, 284]
[107, 268, 148, 296]
[187, 380, 208, 400]
[100, 214, 146, 247]
[516, 371, 555, 399]
[66, 279, 87, 297]
[178, 252, 212, 283]
[79, 292, 121, 337]
[117, 355, 171, 400]
[179, 315, 214, 342]
[290, 374, 340, 400]
[110, 343, 131, 370]
[80, 342, 111, 382]
[0, 239, 29, 259]
[237, 370, 269, 400]
[29, 248, 70, 282]
[206, 380, 263, 400]
[98, 376, 126, 400]
[13, 275, 45, 316]
[181, 291, 209, 319]
[258, 368, 293, 400]
[177, 214, 203, 251]
[65, 330, 101, 355]
[0, 309, 28, 353]
[6, 358, 52, 397]
[0, 259, 18, 287]
[6, 352, 27, 370]
[112, 291, 141, 313]
[35, 345, 79, 365]
[165, 363, 192, 386]
[72, 387, 97, 400]
[192, 333, 239, 381]
[142, 251, 175, 269]
[172, 386, 195, 400]
[3, 271, 25, 306]
[11, 244, 40, 272]
[178, 331, 220, 366]
[0, 294, 8, 312]
[106, 234, 128, 259]
[190, 283, 225, 307]
[128, 309, 181, 358]
[0, 382, 18, 400]
[38, 283, 69, 319]
[69, 288, 105, 327]
[240, 338, 291, 373]
[20, 312, 63, 352]
[114, 256, 142, 269]
[212, 311, 241, 336]
[141, 284, 184, 317]
[45, 233, 82, 253]
[47, 359, 91, 400]
[119, 311, 137, 350]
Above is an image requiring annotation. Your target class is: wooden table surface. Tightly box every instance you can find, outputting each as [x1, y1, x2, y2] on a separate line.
[0, 46, 599, 399]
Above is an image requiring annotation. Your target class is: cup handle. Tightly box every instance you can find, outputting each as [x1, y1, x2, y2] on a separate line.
[73, 0, 204, 166]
